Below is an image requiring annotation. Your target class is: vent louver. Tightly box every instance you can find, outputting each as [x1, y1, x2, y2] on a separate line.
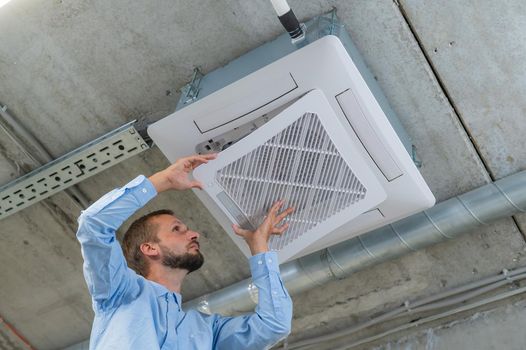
[215, 112, 368, 250]
[193, 89, 386, 261]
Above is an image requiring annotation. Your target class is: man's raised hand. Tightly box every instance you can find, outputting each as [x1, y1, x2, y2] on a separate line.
[149, 154, 217, 193]
[233, 200, 294, 256]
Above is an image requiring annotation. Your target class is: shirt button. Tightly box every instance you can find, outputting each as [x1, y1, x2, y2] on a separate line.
[272, 291, 278, 295]
[257, 260, 263, 265]
[142, 188, 147, 193]
[268, 259, 273, 263]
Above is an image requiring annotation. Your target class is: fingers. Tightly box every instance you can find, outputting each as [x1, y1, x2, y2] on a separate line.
[267, 200, 294, 221]
[201, 153, 218, 160]
[190, 180, 204, 190]
[232, 224, 250, 238]
[263, 200, 294, 236]
[275, 206, 294, 223]
[185, 153, 218, 169]
[268, 200, 284, 217]
[272, 222, 289, 235]
[236, 200, 294, 244]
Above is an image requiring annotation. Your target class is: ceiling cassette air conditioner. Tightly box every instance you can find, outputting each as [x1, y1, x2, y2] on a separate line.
[193, 89, 386, 261]
[148, 33, 435, 262]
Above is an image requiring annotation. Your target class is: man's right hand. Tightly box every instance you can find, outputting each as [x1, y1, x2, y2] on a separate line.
[233, 200, 294, 256]
[148, 154, 217, 193]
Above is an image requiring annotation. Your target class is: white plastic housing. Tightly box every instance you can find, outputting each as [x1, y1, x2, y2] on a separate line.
[193, 89, 387, 261]
[148, 35, 435, 262]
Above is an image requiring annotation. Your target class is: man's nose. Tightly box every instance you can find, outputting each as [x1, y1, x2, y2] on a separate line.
[187, 229, 200, 240]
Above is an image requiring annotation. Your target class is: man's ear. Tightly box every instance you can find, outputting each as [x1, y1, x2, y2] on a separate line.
[140, 242, 159, 258]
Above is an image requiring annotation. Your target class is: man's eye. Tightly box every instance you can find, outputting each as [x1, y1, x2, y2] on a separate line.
[173, 226, 180, 232]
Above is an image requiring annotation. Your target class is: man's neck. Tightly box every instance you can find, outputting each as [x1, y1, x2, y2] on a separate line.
[146, 266, 188, 293]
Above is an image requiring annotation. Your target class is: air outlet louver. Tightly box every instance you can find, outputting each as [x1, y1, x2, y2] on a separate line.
[215, 112, 368, 251]
[194, 89, 386, 261]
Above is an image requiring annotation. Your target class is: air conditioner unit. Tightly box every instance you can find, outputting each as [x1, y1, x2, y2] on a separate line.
[148, 13, 435, 262]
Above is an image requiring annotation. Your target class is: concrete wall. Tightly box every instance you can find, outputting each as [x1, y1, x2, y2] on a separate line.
[1, 0, 526, 349]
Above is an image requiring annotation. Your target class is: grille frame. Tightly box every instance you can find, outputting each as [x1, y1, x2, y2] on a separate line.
[215, 112, 368, 251]
[194, 89, 386, 262]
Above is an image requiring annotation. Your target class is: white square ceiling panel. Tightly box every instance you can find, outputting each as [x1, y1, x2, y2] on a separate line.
[193, 89, 386, 261]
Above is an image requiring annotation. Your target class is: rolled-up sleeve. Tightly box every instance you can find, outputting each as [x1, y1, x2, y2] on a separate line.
[213, 251, 293, 349]
[76, 175, 157, 311]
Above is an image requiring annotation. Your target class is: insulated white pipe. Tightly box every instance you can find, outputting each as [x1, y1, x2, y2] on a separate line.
[269, 0, 291, 16]
[269, 0, 304, 41]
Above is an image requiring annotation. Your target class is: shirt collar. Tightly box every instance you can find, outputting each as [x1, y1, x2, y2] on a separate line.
[147, 279, 183, 302]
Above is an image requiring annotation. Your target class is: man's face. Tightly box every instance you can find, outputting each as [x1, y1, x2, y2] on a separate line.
[151, 214, 204, 273]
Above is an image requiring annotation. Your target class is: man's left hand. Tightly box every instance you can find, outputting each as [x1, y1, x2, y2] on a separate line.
[233, 200, 294, 256]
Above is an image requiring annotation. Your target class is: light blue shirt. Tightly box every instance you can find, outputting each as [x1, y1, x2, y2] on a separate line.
[76, 175, 293, 350]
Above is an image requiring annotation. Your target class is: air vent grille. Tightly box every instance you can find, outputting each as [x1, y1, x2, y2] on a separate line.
[215, 112, 367, 250]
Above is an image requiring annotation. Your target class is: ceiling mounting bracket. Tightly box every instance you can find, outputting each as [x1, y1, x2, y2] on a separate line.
[0, 121, 150, 220]
[181, 67, 204, 106]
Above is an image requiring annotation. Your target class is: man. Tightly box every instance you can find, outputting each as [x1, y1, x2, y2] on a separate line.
[77, 154, 294, 349]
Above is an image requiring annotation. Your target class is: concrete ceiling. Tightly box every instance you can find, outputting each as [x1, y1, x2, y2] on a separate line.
[0, 0, 525, 349]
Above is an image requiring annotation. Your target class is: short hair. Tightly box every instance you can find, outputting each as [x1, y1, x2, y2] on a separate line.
[122, 209, 174, 277]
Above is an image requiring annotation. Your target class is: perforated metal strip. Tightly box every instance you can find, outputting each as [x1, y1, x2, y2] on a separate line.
[215, 113, 367, 251]
[0, 122, 149, 219]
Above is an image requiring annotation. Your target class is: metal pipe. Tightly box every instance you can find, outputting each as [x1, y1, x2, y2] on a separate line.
[184, 170, 526, 314]
[287, 270, 526, 349]
[337, 285, 526, 350]
[0, 104, 90, 208]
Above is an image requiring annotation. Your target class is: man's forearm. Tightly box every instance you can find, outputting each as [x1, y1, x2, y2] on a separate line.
[250, 252, 293, 336]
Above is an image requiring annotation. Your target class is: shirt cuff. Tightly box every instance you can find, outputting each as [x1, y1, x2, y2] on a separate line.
[249, 251, 280, 280]
[129, 175, 158, 206]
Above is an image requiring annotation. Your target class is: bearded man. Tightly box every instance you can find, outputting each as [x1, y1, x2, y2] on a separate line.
[77, 154, 293, 349]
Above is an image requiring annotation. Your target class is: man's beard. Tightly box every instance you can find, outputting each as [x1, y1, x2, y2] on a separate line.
[160, 244, 204, 273]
